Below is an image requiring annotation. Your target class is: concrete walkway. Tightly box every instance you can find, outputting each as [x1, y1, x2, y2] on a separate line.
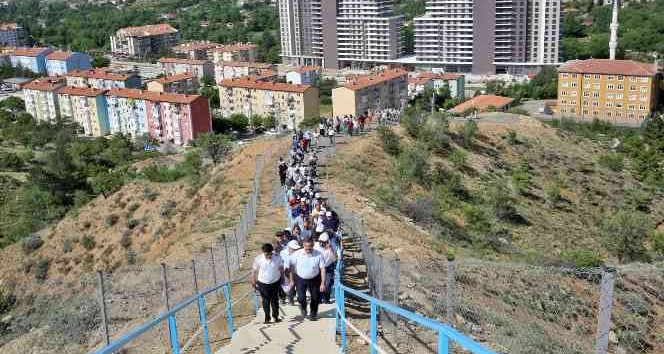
[218, 303, 340, 354]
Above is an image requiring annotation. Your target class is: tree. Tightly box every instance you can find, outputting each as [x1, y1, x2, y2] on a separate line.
[228, 113, 249, 132]
[194, 133, 232, 165]
[601, 211, 651, 262]
[0, 97, 25, 111]
[91, 56, 110, 68]
[462, 119, 478, 147]
[91, 169, 126, 198]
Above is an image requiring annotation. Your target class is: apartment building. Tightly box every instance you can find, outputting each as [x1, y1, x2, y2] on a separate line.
[147, 73, 199, 94]
[158, 58, 214, 81]
[0, 23, 26, 47]
[414, 0, 561, 75]
[286, 66, 321, 85]
[57, 86, 110, 137]
[214, 61, 277, 83]
[557, 59, 661, 125]
[21, 77, 66, 123]
[278, 0, 402, 69]
[408, 77, 433, 98]
[0, 53, 9, 66]
[10, 47, 53, 74]
[45, 51, 91, 76]
[218, 77, 319, 129]
[331, 68, 408, 117]
[418, 72, 465, 99]
[66, 68, 141, 90]
[106, 89, 211, 146]
[172, 41, 221, 61]
[110, 24, 179, 58]
[212, 43, 258, 63]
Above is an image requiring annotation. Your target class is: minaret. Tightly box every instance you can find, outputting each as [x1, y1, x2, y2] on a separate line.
[609, 0, 620, 60]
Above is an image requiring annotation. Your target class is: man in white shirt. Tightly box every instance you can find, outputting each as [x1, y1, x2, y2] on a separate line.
[280, 240, 301, 305]
[314, 233, 338, 304]
[289, 238, 326, 320]
[252, 243, 284, 324]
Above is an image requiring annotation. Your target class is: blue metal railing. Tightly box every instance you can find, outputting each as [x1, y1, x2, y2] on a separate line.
[91, 276, 259, 354]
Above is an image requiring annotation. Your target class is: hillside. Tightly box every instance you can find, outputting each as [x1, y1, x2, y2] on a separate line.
[325, 115, 664, 353]
[0, 137, 289, 353]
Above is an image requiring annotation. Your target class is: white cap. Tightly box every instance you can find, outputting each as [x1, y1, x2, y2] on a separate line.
[284, 227, 291, 232]
[315, 193, 321, 198]
[326, 211, 332, 217]
[319, 233, 329, 242]
[287, 240, 301, 250]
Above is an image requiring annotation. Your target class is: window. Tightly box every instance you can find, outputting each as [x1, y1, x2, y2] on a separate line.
[562, 73, 569, 78]
[641, 77, 649, 83]
[618, 75, 624, 81]
[571, 82, 577, 87]
[617, 84, 624, 90]
[594, 74, 600, 80]
[607, 75, 615, 80]
[593, 111, 599, 116]
[606, 102, 614, 107]
[640, 105, 646, 110]
[629, 105, 635, 110]
[593, 101, 599, 107]
[584, 74, 591, 78]
[616, 93, 623, 99]
[561, 108, 567, 113]
[630, 85, 637, 91]
[629, 77, 637, 82]
[593, 92, 600, 98]
[607, 112, 612, 117]
[572, 74, 578, 78]
[641, 86, 649, 92]
[562, 82, 569, 87]
[583, 91, 590, 97]
[616, 102, 623, 108]
[583, 109, 589, 115]
[641, 95, 648, 101]
[583, 100, 589, 106]
[607, 84, 614, 90]
[561, 90, 567, 96]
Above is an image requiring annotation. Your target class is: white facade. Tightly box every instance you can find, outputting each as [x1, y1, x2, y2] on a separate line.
[106, 95, 150, 137]
[23, 88, 61, 123]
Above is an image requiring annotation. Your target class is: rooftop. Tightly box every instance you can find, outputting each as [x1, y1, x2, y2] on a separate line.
[450, 94, 515, 114]
[408, 77, 432, 86]
[220, 61, 274, 69]
[559, 59, 659, 77]
[342, 69, 408, 90]
[0, 23, 21, 31]
[152, 72, 196, 84]
[219, 77, 312, 93]
[58, 86, 107, 97]
[418, 72, 463, 80]
[172, 41, 221, 52]
[67, 68, 137, 81]
[117, 24, 178, 37]
[46, 51, 76, 61]
[214, 43, 258, 53]
[291, 66, 321, 74]
[158, 57, 209, 65]
[21, 77, 65, 91]
[106, 88, 203, 104]
[12, 47, 52, 57]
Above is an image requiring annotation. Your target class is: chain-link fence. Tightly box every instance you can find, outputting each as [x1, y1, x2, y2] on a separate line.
[93, 153, 266, 353]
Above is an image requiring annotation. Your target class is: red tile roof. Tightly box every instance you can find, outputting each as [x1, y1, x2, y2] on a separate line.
[152, 73, 196, 84]
[12, 47, 52, 57]
[292, 66, 321, 74]
[46, 51, 75, 60]
[67, 68, 137, 81]
[172, 41, 222, 52]
[343, 69, 408, 90]
[219, 77, 312, 93]
[419, 72, 463, 80]
[117, 24, 178, 37]
[57, 86, 107, 97]
[0, 23, 21, 31]
[450, 95, 514, 114]
[214, 43, 258, 53]
[408, 77, 432, 86]
[107, 88, 202, 104]
[559, 59, 658, 77]
[219, 61, 274, 69]
[158, 57, 209, 65]
[21, 77, 65, 91]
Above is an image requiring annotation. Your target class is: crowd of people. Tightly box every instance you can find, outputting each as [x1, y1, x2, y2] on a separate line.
[252, 127, 342, 323]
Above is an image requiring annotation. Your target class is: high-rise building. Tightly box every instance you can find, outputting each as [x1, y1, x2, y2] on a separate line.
[414, 0, 561, 75]
[110, 24, 179, 59]
[277, 0, 403, 69]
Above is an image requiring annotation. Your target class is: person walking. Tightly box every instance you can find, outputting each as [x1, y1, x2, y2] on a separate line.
[289, 238, 326, 320]
[315, 232, 338, 304]
[279, 240, 301, 305]
[278, 158, 288, 187]
[328, 126, 335, 146]
[252, 243, 284, 324]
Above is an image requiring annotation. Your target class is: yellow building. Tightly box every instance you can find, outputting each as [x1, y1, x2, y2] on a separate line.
[557, 59, 661, 125]
[331, 69, 408, 117]
[218, 77, 319, 130]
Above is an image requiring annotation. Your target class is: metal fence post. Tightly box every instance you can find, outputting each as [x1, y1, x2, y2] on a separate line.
[370, 300, 377, 354]
[233, 228, 240, 268]
[595, 267, 616, 354]
[96, 271, 110, 346]
[446, 261, 456, 326]
[223, 283, 234, 336]
[161, 263, 180, 354]
[161, 263, 171, 310]
[222, 235, 232, 281]
[191, 259, 199, 293]
[191, 258, 212, 354]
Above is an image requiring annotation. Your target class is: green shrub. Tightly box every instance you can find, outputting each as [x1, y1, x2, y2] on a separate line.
[81, 235, 96, 251]
[510, 160, 532, 196]
[653, 231, 664, 256]
[597, 153, 624, 172]
[0, 283, 16, 315]
[141, 165, 186, 182]
[299, 115, 323, 128]
[485, 184, 517, 220]
[601, 211, 650, 262]
[400, 107, 425, 138]
[505, 130, 518, 145]
[45, 296, 100, 346]
[35, 259, 50, 282]
[160, 201, 177, 219]
[393, 145, 429, 187]
[143, 187, 159, 201]
[562, 250, 603, 268]
[448, 149, 467, 169]
[22, 234, 44, 254]
[544, 179, 563, 206]
[105, 214, 119, 227]
[463, 205, 492, 234]
[376, 126, 401, 155]
[462, 119, 478, 146]
[127, 219, 139, 229]
[126, 250, 137, 265]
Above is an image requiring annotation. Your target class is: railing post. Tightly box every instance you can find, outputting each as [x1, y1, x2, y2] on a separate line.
[96, 270, 110, 346]
[254, 291, 260, 315]
[161, 263, 171, 310]
[191, 259, 198, 293]
[168, 314, 181, 354]
[595, 267, 616, 354]
[223, 282, 234, 336]
[438, 330, 449, 354]
[340, 288, 347, 353]
[198, 296, 212, 354]
[370, 300, 377, 354]
[222, 235, 232, 281]
[233, 228, 240, 269]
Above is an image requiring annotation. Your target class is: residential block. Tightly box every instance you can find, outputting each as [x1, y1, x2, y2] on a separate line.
[66, 68, 141, 90]
[110, 24, 179, 58]
[212, 43, 258, 63]
[214, 61, 277, 84]
[0, 23, 26, 47]
[45, 51, 92, 76]
[57, 86, 110, 137]
[286, 66, 321, 85]
[331, 69, 408, 117]
[21, 77, 66, 123]
[147, 73, 199, 94]
[158, 58, 214, 81]
[10, 47, 53, 74]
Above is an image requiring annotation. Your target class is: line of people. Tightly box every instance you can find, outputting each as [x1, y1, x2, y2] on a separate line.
[252, 129, 342, 323]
